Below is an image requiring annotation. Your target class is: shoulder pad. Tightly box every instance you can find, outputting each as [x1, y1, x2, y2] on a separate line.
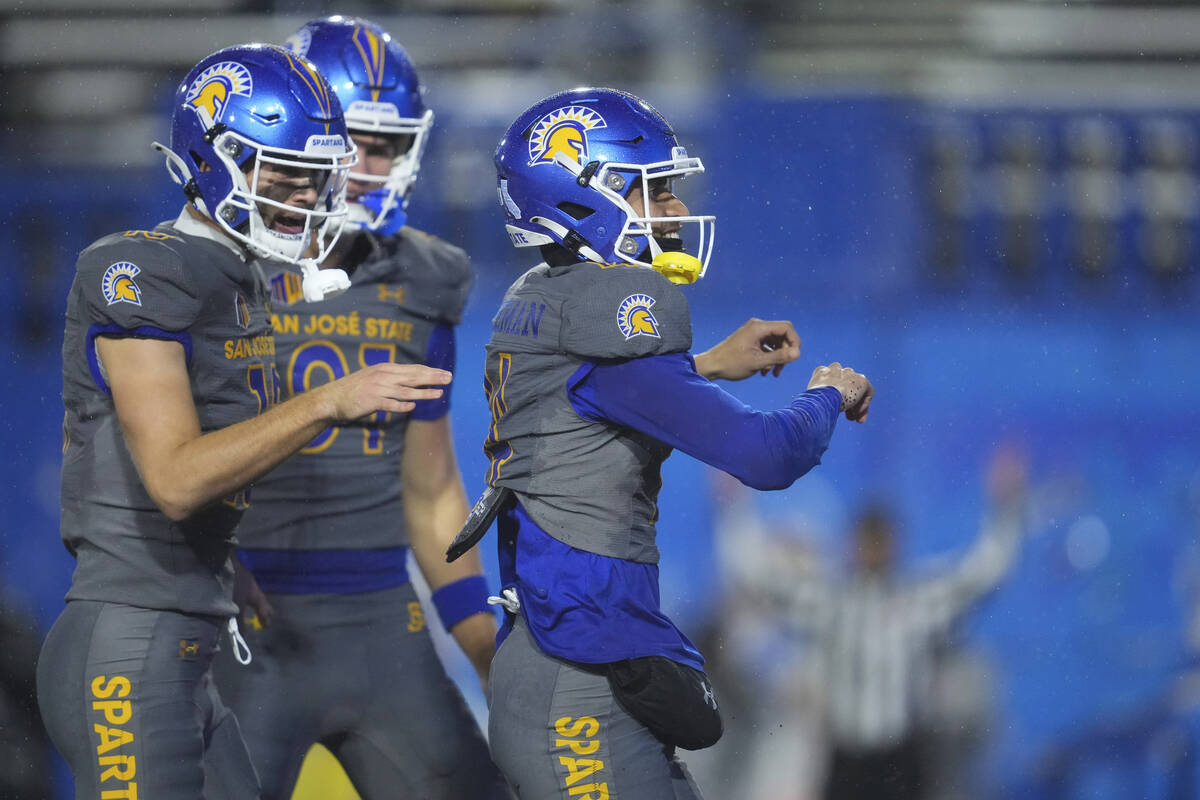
[487, 264, 560, 350]
[559, 263, 692, 359]
[75, 231, 201, 332]
[394, 228, 474, 324]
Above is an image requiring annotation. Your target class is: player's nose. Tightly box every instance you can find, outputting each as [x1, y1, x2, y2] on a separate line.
[660, 194, 688, 221]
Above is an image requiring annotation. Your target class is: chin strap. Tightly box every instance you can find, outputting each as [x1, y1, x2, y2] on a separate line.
[358, 187, 406, 236]
[528, 216, 606, 263]
[372, 208, 406, 236]
[152, 141, 208, 213]
[152, 141, 192, 187]
[299, 259, 351, 302]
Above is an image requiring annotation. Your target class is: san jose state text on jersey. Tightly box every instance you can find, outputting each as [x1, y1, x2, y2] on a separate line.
[271, 310, 416, 343]
[239, 227, 471, 554]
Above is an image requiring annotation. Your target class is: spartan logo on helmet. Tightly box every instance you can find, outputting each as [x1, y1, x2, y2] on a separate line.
[616, 293, 661, 340]
[186, 61, 253, 128]
[528, 106, 607, 167]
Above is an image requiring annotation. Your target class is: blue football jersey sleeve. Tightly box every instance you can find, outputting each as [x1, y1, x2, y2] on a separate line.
[568, 353, 842, 490]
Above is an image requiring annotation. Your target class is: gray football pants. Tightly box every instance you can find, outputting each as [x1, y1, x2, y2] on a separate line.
[488, 616, 704, 800]
[36, 599, 260, 800]
[210, 583, 509, 800]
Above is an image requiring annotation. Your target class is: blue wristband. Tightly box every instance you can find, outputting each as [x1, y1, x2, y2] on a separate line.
[431, 575, 492, 630]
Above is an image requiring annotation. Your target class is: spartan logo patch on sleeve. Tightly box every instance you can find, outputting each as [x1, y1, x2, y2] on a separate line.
[616, 293, 660, 340]
[101, 262, 142, 306]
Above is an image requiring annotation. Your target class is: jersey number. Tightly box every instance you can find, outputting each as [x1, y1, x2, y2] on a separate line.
[288, 340, 397, 455]
[246, 362, 280, 413]
[224, 363, 281, 509]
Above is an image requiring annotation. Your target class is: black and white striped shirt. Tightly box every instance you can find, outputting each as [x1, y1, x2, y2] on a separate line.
[722, 499, 1023, 750]
[809, 514, 1020, 749]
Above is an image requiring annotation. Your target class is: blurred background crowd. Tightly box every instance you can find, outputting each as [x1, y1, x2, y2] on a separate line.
[2, 0, 1199, 797]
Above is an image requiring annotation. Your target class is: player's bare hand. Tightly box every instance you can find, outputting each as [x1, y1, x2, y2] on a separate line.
[321, 363, 452, 421]
[808, 362, 873, 423]
[694, 318, 801, 381]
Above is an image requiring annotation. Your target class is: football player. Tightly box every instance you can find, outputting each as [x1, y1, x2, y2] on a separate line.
[209, 17, 508, 800]
[38, 43, 451, 799]
[473, 87, 874, 798]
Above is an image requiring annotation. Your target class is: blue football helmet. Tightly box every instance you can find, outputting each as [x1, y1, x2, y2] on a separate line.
[153, 43, 357, 265]
[495, 87, 715, 279]
[284, 16, 433, 235]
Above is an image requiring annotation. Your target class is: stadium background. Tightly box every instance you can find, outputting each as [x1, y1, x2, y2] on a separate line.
[1, 0, 1198, 797]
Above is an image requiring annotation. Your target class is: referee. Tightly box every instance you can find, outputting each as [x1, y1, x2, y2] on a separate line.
[739, 451, 1027, 800]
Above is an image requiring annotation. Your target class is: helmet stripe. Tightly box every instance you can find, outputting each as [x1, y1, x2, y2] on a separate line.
[352, 25, 387, 103]
[285, 52, 334, 134]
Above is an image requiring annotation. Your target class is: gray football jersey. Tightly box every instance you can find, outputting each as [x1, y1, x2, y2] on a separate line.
[60, 216, 276, 617]
[484, 261, 692, 564]
[236, 227, 473, 551]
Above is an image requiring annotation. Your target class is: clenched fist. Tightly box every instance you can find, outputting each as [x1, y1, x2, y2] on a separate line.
[694, 318, 802, 381]
[808, 362, 873, 423]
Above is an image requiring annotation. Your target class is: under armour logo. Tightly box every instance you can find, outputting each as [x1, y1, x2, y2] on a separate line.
[377, 284, 405, 304]
[701, 680, 717, 710]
